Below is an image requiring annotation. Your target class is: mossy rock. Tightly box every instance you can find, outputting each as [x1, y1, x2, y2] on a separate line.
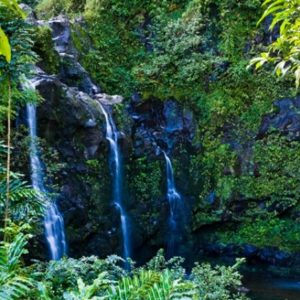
[33, 25, 60, 74]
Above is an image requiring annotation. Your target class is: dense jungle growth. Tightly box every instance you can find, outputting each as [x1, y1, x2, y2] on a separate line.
[1, 0, 300, 299]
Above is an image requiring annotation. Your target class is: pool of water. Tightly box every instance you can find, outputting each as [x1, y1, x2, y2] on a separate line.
[244, 272, 300, 300]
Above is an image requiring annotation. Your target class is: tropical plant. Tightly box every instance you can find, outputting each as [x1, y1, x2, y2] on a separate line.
[133, 0, 221, 99]
[0, 1, 37, 235]
[32, 250, 248, 300]
[0, 25, 10, 63]
[0, 142, 44, 224]
[0, 0, 25, 63]
[63, 272, 114, 300]
[0, 226, 36, 299]
[249, 0, 300, 87]
[31, 255, 126, 299]
[106, 269, 198, 300]
[191, 259, 247, 300]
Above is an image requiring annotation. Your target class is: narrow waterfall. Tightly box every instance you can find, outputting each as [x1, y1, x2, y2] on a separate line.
[163, 151, 183, 256]
[27, 103, 67, 260]
[98, 103, 130, 261]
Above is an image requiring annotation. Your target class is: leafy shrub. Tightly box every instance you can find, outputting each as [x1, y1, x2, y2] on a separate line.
[250, 0, 300, 87]
[32, 25, 60, 74]
[36, 0, 85, 19]
[216, 217, 300, 253]
[29, 250, 248, 299]
[0, 228, 37, 300]
[32, 255, 126, 298]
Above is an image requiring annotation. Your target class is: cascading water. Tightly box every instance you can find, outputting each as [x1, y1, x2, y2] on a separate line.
[163, 151, 184, 256]
[98, 102, 130, 261]
[27, 103, 67, 260]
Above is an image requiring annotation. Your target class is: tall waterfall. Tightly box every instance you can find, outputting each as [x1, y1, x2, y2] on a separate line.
[27, 103, 67, 260]
[98, 103, 130, 261]
[163, 151, 183, 256]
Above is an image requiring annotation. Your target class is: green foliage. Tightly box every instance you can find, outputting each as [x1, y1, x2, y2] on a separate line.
[127, 155, 162, 235]
[0, 176, 44, 221]
[193, 132, 300, 251]
[191, 258, 247, 300]
[134, 0, 220, 99]
[21, 0, 40, 7]
[0, 142, 45, 223]
[106, 269, 198, 300]
[32, 255, 126, 299]
[128, 156, 161, 203]
[31, 250, 247, 300]
[63, 272, 114, 300]
[32, 25, 60, 74]
[0, 228, 37, 300]
[0, 26, 10, 63]
[0, 0, 25, 64]
[34, 0, 264, 100]
[0, 4, 36, 81]
[0, 0, 25, 18]
[250, 0, 300, 87]
[0, 3, 37, 133]
[238, 135, 300, 206]
[134, 0, 262, 99]
[67, 1, 187, 96]
[3, 0, 300, 288]
[216, 217, 300, 253]
[36, 0, 85, 19]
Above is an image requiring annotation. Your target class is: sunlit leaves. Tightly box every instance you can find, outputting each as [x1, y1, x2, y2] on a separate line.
[0, 0, 25, 63]
[0, 0, 25, 18]
[0, 230, 36, 300]
[0, 27, 10, 63]
[249, 0, 300, 87]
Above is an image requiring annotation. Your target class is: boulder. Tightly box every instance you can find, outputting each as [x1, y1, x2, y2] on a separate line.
[258, 97, 300, 140]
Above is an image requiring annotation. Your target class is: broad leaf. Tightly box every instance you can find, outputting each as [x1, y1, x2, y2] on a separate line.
[0, 27, 11, 63]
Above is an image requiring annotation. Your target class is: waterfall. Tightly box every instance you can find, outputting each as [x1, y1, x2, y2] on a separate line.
[98, 103, 130, 261]
[27, 103, 67, 260]
[163, 151, 183, 256]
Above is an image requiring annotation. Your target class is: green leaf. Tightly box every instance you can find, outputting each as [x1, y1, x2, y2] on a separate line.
[0, 27, 11, 63]
[257, 2, 284, 26]
[295, 68, 300, 89]
[0, 0, 25, 18]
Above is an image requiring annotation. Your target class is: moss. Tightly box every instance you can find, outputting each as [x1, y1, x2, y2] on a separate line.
[192, 131, 300, 248]
[76, 153, 111, 222]
[128, 156, 162, 205]
[113, 102, 131, 133]
[127, 155, 162, 235]
[215, 217, 300, 253]
[32, 25, 60, 74]
[36, 0, 85, 19]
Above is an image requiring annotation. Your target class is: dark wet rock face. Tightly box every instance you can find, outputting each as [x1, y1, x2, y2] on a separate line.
[200, 243, 293, 267]
[47, 16, 99, 95]
[30, 69, 124, 258]
[129, 99, 195, 157]
[26, 15, 125, 258]
[48, 17, 72, 54]
[32, 71, 103, 157]
[259, 97, 300, 140]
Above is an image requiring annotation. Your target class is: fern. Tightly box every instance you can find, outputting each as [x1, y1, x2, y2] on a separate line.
[0, 178, 45, 221]
[63, 272, 115, 300]
[106, 269, 198, 300]
[29, 251, 248, 300]
[0, 142, 44, 222]
[0, 232, 36, 299]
